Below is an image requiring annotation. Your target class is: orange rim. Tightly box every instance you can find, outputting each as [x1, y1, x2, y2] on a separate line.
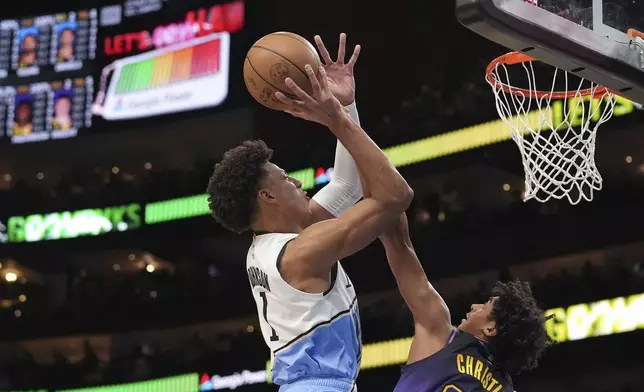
[486, 51, 612, 99]
[628, 28, 643, 39]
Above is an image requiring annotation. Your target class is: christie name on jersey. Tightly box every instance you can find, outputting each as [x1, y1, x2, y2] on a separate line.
[456, 354, 505, 392]
[247, 266, 270, 291]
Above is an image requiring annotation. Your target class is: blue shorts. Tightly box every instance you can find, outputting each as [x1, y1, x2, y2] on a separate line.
[279, 378, 357, 392]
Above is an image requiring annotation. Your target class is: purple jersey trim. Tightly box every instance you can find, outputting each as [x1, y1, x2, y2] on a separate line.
[447, 328, 459, 344]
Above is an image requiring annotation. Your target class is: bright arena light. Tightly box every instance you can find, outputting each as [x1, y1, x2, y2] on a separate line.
[5, 272, 17, 282]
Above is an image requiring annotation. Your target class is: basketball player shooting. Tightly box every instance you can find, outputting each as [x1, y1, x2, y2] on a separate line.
[207, 34, 414, 392]
[377, 212, 551, 391]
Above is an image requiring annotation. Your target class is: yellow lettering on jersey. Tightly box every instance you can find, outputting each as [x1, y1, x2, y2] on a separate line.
[484, 372, 494, 389]
[456, 354, 465, 373]
[454, 354, 504, 391]
[465, 355, 474, 375]
[481, 366, 489, 382]
[443, 386, 463, 392]
[474, 360, 484, 380]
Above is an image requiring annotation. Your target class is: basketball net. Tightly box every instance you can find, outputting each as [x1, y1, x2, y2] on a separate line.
[486, 53, 616, 205]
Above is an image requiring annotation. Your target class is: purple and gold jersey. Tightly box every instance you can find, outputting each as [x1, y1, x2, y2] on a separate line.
[393, 329, 513, 392]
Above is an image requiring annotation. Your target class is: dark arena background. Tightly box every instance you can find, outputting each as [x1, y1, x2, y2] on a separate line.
[1, 0, 644, 391]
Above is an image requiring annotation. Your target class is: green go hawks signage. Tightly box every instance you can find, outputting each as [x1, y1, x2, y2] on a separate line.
[7, 203, 142, 243]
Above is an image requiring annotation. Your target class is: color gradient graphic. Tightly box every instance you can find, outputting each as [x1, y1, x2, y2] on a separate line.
[93, 32, 230, 121]
[115, 39, 221, 94]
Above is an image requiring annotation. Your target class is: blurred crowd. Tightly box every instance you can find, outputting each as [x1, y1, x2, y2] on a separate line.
[0, 259, 232, 338]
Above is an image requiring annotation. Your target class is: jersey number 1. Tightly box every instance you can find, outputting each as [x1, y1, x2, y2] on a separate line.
[259, 292, 279, 342]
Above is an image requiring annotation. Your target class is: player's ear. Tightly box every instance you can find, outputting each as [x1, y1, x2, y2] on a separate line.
[483, 321, 497, 337]
[258, 188, 277, 204]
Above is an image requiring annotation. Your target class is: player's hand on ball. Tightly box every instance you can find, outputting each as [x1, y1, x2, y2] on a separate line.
[275, 65, 347, 128]
[314, 33, 361, 106]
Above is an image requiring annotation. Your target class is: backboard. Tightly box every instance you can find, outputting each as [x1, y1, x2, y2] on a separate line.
[456, 0, 644, 104]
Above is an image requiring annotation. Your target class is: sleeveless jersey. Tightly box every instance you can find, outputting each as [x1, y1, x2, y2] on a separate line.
[394, 329, 513, 392]
[246, 232, 361, 386]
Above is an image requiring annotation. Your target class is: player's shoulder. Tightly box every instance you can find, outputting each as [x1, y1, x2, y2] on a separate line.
[248, 232, 298, 263]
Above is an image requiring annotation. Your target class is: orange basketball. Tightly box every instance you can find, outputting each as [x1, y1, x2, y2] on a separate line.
[243, 32, 321, 110]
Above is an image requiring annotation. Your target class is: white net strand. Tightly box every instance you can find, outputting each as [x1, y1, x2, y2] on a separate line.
[486, 60, 616, 205]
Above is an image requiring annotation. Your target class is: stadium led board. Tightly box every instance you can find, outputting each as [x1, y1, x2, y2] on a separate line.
[93, 0, 242, 121]
[5, 203, 142, 243]
[94, 32, 230, 120]
[0, 9, 97, 144]
[0, 0, 246, 145]
[0, 9, 97, 79]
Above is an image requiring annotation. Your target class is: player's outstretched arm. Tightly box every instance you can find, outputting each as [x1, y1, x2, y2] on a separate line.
[309, 34, 363, 223]
[275, 66, 413, 284]
[380, 213, 453, 363]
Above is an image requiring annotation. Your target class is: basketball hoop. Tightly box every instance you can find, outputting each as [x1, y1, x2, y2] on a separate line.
[486, 51, 617, 205]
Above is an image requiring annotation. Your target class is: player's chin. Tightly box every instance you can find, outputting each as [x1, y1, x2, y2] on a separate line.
[301, 195, 311, 210]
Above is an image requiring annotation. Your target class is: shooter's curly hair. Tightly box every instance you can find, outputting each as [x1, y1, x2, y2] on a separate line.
[206, 140, 273, 233]
[488, 280, 552, 375]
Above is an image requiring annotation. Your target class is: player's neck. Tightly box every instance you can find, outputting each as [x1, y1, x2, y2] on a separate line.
[251, 214, 304, 235]
[471, 331, 490, 344]
[458, 327, 490, 343]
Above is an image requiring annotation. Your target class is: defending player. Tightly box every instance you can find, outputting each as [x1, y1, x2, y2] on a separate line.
[207, 34, 413, 392]
[380, 213, 551, 391]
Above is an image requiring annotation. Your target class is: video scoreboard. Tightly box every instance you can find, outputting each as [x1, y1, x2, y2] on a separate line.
[0, 0, 246, 145]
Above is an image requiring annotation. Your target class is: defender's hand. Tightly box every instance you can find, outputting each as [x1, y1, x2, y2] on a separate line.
[314, 33, 361, 106]
[275, 65, 347, 128]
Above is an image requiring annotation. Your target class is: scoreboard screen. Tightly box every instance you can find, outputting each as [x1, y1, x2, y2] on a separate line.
[94, 0, 244, 122]
[0, 0, 247, 145]
[0, 10, 98, 79]
[0, 77, 93, 143]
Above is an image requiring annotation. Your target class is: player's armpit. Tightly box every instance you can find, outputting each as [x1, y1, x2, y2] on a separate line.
[407, 323, 454, 365]
[280, 197, 404, 290]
